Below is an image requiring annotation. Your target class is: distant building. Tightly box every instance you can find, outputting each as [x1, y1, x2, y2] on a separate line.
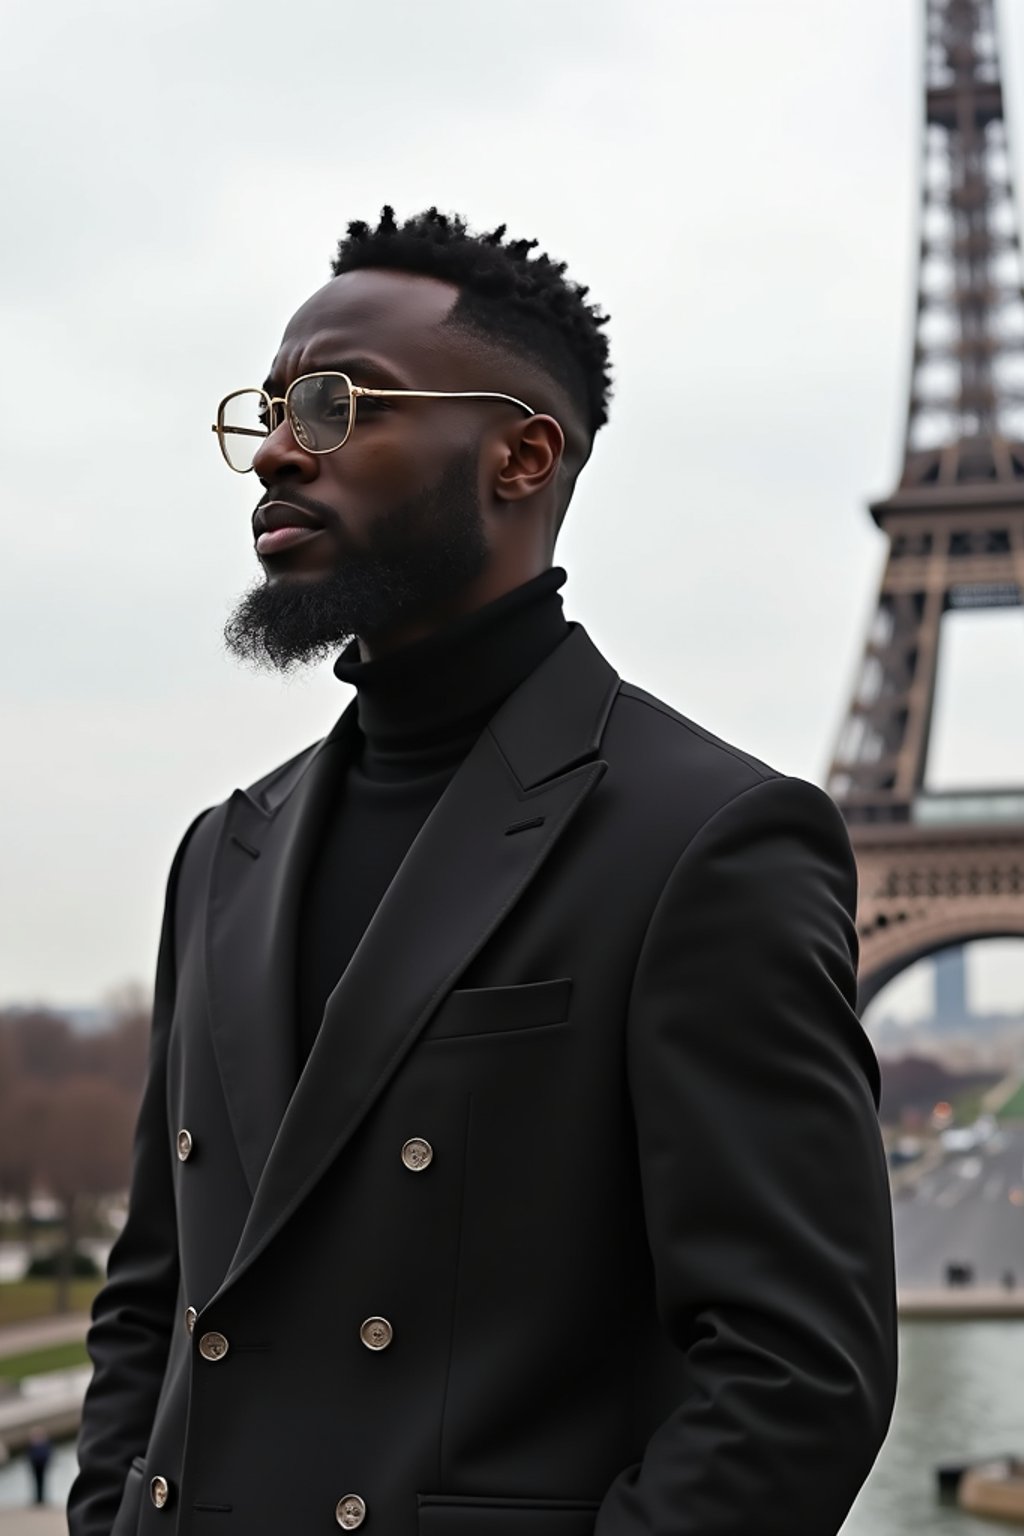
[934, 948, 969, 1033]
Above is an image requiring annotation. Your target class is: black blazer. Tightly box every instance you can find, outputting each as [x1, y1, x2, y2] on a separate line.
[70, 626, 897, 1536]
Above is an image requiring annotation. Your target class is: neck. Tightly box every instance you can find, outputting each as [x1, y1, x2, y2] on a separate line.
[334, 567, 570, 752]
[355, 555, 554, 662]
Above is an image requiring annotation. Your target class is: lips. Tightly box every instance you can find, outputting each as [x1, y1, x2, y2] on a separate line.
[253, 499, 325, 558]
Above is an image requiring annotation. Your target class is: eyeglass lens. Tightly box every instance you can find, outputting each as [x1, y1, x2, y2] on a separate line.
[218, 375, 354, 471]
[218, 391, 270, 472]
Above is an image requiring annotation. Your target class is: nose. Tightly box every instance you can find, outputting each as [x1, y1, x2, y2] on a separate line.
[252, 418, 320, 486]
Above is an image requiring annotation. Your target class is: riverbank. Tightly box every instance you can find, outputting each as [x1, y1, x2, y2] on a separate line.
[0, 1315, 89, 1458]
[900, 1287, 1024, 1319]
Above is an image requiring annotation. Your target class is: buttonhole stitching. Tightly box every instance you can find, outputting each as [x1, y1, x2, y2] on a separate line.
[505, 816, 546, 836]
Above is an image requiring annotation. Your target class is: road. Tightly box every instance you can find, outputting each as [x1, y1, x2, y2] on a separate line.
[893, 1123, 1024, 1288]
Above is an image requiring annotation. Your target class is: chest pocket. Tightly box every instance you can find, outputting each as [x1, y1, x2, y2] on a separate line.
[423, 979, 571, 1041]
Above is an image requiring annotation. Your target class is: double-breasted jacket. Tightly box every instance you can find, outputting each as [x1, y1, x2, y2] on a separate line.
[71, 626, 897, 1536]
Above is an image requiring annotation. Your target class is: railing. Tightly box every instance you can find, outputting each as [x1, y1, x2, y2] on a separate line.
[913, 792, 1024, 825]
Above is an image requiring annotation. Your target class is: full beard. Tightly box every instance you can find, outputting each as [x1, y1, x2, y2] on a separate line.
[224, 454, 488, 672]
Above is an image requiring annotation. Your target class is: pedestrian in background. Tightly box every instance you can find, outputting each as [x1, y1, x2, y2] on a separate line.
[26, 1427, 52, 1506]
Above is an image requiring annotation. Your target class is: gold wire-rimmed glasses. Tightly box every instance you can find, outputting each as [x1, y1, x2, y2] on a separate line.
[211, 370, 537, 474]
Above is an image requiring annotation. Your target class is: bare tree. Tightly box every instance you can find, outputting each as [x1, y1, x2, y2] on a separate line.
[27, 1077, 137, 1312]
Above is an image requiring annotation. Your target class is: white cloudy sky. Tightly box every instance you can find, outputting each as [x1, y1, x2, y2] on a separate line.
[3, 0, 1023, 1014]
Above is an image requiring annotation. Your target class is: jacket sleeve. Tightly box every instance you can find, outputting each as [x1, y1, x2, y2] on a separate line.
[598, 775, 897, 1536]
[68, 814, 207, 1536]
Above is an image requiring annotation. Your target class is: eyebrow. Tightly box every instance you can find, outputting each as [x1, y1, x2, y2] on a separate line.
[261, 355, 408, 394]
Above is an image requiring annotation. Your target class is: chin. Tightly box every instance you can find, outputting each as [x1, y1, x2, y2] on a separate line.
[261, 558, 335, 584]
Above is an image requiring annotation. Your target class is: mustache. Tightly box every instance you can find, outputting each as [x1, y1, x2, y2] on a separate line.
[252, 487, 337, 528]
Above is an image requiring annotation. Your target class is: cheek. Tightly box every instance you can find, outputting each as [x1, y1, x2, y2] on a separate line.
[318, 426, 470, 521]
[310, 440, 421, 537]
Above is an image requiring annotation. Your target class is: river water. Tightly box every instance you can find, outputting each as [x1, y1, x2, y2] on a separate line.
[842, 1319, 1024, 1535]
[2, 1320, 1022, 1530]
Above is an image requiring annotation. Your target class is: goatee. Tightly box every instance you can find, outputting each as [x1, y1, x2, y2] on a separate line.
[224, 454, 487, 672]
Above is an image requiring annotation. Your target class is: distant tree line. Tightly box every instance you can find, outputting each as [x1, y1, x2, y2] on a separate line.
[878, 1052, 1001, 1126]
[0, 993, 150, 1309]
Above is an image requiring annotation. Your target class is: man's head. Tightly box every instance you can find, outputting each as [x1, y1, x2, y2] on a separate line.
[223, 206, 611, 669]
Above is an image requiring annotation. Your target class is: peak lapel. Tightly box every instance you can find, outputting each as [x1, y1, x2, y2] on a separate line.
[204, 711, 358, 1195]
[217, 627, 619, 1292]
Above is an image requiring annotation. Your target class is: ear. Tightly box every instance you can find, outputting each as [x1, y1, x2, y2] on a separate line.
[491, 415, 565, 504]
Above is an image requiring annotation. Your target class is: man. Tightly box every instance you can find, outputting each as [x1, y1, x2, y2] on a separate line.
[26, 1427, 53, 1506]
[70, 207, 897, 1536]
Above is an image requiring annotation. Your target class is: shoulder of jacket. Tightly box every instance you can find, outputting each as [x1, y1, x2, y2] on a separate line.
[611, 680, 781, 787]
[243, 739, 324, 803]
[181, 740, 325, 849]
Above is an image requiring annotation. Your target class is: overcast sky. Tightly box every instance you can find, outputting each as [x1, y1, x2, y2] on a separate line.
[3, 0, 1023, 1015]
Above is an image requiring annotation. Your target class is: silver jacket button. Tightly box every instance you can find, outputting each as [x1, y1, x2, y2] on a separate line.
[198, 1330, 229, 1361]
[359, 1316, 393, 1351]
[150, 1475, 170, 1509]
[184, 1306, 198, 1336]
[336, 1493, 367, 1528]
[176, 1128, 194, 1162]
[401, 1137, 433, 1172]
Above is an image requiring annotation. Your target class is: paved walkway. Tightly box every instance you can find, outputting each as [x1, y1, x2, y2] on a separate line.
[982, 1072, 1023, 1115]
[0, 1319, 88, 1360]
[0, 1511, 65, 1535]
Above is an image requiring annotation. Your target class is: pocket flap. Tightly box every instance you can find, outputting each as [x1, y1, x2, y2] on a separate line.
[423, 979, 572, 1040]
[419, 1495, 599, 1536]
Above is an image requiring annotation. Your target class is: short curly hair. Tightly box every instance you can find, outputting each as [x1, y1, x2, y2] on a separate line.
[331, 206, 612, 443]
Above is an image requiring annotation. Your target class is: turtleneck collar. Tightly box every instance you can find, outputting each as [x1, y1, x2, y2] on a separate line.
[333, 567, 569, 754]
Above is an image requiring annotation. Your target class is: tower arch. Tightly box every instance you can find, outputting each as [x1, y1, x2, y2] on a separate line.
[827, 0, 1024, 1009]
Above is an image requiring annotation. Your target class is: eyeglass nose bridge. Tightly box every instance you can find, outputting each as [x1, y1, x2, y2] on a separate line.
[246, 392, 301, 467]
[263, 394, 289, 433]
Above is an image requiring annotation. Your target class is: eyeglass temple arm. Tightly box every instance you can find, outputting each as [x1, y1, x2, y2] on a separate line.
[353, 385, 535, 414]
[212, 385, 536, 438]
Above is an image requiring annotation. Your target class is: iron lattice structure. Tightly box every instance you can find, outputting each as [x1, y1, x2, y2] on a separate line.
[828, 0, 1024, 1006]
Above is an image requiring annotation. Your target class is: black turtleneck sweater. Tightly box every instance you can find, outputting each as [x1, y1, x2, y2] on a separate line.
[295, 568, 570, 1067]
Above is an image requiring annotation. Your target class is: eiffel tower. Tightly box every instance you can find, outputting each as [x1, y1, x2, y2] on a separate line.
[828, 0, 1024, 1009]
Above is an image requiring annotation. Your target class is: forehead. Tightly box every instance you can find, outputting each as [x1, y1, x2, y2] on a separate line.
[271, 268, 463, 384]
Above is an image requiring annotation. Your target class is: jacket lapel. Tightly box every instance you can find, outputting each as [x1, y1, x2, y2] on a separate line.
[204, 708, 359, 1195]
[215, 625, 619, 1294]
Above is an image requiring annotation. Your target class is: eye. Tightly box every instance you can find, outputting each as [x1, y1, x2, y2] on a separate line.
[320, 395, 352, 421]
